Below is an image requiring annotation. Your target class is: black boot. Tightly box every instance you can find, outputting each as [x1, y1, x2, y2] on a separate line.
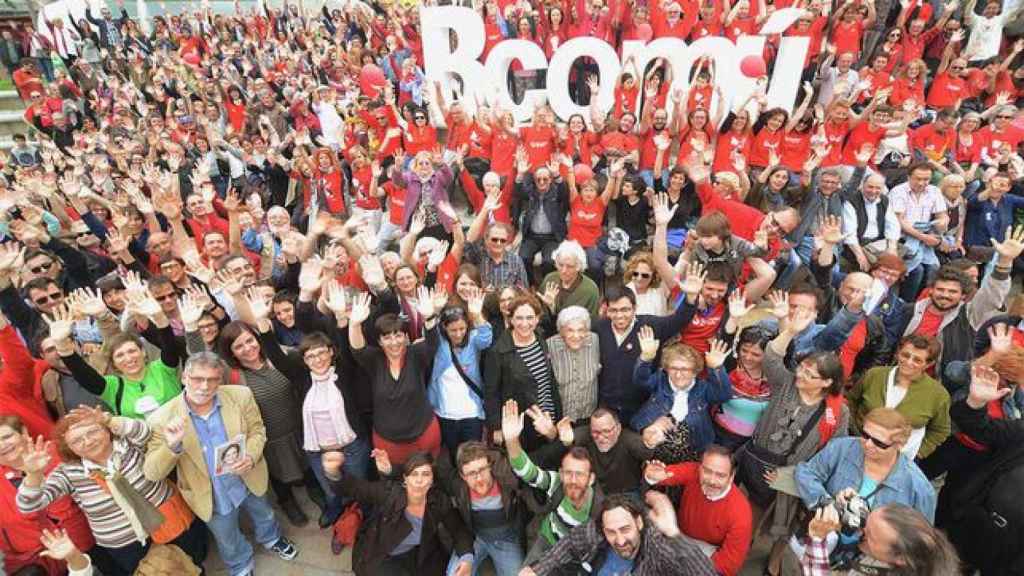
[280, 497, 309, 527]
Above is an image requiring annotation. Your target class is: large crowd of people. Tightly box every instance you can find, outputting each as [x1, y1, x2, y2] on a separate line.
[0, 0, 1021, 573]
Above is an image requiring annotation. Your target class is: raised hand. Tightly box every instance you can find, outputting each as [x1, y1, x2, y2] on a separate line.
[349, 292, 372, 324]
[298, 256, 326, 294]
[988, 323, 1013, 355]
[245, 286, 271, 321]
[705, 339, 729, 369]
[19, 433, 51, 475]
[370, 448, 393, 476]
[992, 226, 1024, 264]
[430, 286, 449, 313]
[163, 416, 188, 449]
[43, 304, 74, 342]
[556, 417, 574, 445]
[525, 404, 556, 439]
[501, 399, 525, 444]
[644, 490, 681, 538]
[644, 460, 672, 484]
[0, 242, 25, 277]
[72, 287, 107, 318]
[178, 290, 205, 327]
[359, 254, 386, 287]
[466, 287, 485, 318]
[816, 214, 844, 246]
[637, 325, 660, 361]
[324, 281, 348, 316]
[415, 285, 435, 319]
[539, 281, 559, 310]
[968, 364, 1008, 408]
[184, 254, 215, 285]
[680, 261, 706, 298]
[652, 193, 677, 228]
[785, 305, 817, 335]
[728, 289, 754, 319]
[483, 190, 502, 214]
[38, 528, 78, 562]
[768, 290, 789, 320]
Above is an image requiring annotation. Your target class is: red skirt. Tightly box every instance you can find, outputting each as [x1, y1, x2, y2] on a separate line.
[372, 416, 442, 468]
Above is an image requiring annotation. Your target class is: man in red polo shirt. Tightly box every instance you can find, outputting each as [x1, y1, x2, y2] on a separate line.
[927, 50, 970, 109]
[910, 107, 958, 172]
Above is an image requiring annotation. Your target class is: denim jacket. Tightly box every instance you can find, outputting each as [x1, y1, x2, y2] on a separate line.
[795, 437, 937, 522]
[629, 361, 732, 454]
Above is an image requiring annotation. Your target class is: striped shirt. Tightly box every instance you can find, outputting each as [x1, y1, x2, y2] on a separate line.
[17, 418, 174, 549]
[465, 242, 528, 289]
[515, 340, 556, 417]
[547, 333, 601, 422]
[510, 451, 593, 545]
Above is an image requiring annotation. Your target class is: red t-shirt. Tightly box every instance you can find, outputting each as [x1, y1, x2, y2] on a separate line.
[520, 125, 557, 169]
[955, 131, 985, 164]
[490, 129, 519, 176]
[927, 72, 969, 108]
[681, 301, 726, 353]
[696, 183, 765, 241]
[780, 131, 813, 172]
[842, 122, 887, 166]
[831, 20, 865, 57]
[748, 128, 783, 168]
[910, 124, 955, 162]
[914, 307, 944, 337]
[384, 181, 406, 225]
[821, 120, 851, 167]
[713, 131, 752, 174]
[404, 124, 438, 157]
[568, 197, 607, 247]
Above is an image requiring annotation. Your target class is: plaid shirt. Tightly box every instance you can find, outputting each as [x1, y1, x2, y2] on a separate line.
[529, 520, 718, 576]
[800, 537, 832, 576]
[465, 241, 527, 290]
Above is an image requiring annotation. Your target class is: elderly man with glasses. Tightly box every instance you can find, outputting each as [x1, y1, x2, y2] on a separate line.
[514, 151, 570, 285]
[465, 190, 528, 290]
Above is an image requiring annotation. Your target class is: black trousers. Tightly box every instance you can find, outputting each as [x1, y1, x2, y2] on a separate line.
[90, 517, 209, 575]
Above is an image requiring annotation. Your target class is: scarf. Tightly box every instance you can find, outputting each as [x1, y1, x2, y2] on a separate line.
[89, 453, 164, 544]
[301, 366, 357, 451]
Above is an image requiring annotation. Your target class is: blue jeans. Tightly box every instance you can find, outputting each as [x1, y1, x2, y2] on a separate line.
[638, 169, 669, 190]
[206, 490, 283, 576]
[438, 417, 484, 455]
[306, 435, 371, 522]
[35, 57, 54, 82]
[446, 526, 523, 576]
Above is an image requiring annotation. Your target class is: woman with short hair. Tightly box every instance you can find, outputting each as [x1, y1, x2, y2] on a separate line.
[547, 305, 601, 424]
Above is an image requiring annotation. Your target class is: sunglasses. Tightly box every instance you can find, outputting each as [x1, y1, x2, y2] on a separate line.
[488, 237, 508, 244]
[861, 430, 893, 450]
[414, 115, 426, 121]
[633, 271, 652, 279]
[33, 292, 63, 306]
[29, 261, 54, 274]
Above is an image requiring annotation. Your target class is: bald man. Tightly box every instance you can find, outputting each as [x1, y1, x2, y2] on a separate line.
[842, 168, 901, 273]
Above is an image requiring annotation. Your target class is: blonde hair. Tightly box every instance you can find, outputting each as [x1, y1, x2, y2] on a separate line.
[863, 407, 912, 445]
[661, 343, 704, 373]
[715, 172, 740, 192]
[623, 251, 661, 288]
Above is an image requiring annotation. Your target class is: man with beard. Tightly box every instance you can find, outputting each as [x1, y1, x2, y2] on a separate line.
[637, 106, 674, 189]
[539, 407, 653, 495]
[502, 400, 599, 566]
[893, 225, 1024, 379]
[520, 492, 718, 575]
[643, 446, 753, 576]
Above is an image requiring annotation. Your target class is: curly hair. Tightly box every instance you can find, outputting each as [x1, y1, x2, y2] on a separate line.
[622, 251, 661, 288]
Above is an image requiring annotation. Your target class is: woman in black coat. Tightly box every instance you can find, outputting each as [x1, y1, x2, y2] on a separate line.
[322, 451, 474, 576]
[483, 293, 561, 453]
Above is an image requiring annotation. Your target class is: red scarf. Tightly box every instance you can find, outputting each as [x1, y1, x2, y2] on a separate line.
[817, 394, 845, 449]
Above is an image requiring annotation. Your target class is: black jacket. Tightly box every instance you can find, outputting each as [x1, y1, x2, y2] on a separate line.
[435, 448, 528, 535]
[515, 172, 570, 240]
[329, 475, 474, 576]
[484, 329, 561, 429]
[948, 399, 1024, 574]
[810, 256, 890, 372]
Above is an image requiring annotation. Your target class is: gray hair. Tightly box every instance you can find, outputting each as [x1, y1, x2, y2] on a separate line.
[482, 171, 501, 187]
[183, 351, 227, 379]
[557, 305, 591, 331]
[553, 240, 587, 270]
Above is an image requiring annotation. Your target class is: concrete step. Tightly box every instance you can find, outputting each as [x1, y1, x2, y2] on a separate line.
[0, 110, 26, 139]
[0, 90, 23, 112]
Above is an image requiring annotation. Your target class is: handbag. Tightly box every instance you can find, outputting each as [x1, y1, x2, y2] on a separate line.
[737, 403, 826, 507]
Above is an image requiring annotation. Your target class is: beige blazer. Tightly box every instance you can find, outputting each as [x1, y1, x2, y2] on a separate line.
[143, 385, 268, 521]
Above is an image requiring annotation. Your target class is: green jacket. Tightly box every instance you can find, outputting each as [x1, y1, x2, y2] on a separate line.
[846, 366, 951, 459]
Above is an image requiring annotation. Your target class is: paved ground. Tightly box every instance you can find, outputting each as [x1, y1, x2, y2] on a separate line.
[201, 486, 776, 575]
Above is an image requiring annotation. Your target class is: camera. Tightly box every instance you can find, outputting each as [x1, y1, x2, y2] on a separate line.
[838, 494, 871, 536]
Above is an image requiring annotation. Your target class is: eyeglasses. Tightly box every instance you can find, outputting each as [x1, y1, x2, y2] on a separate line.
[861, 430, 894, 450]
[488, 237, 508, 244]
[795, 365, 822, 380]
[462, 465, 490, 479]
[303, 348, 332, 361]
[33, 292, 63, 306]
[666, 364, 697, 374]
[633, 271, 652, 279]
[29, 261, 54, 274]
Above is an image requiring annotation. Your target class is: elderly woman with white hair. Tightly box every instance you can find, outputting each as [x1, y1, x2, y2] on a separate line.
[394, 149, 456, 241]
[547, 305, 601, 425]
[538, 240, 600, 317]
